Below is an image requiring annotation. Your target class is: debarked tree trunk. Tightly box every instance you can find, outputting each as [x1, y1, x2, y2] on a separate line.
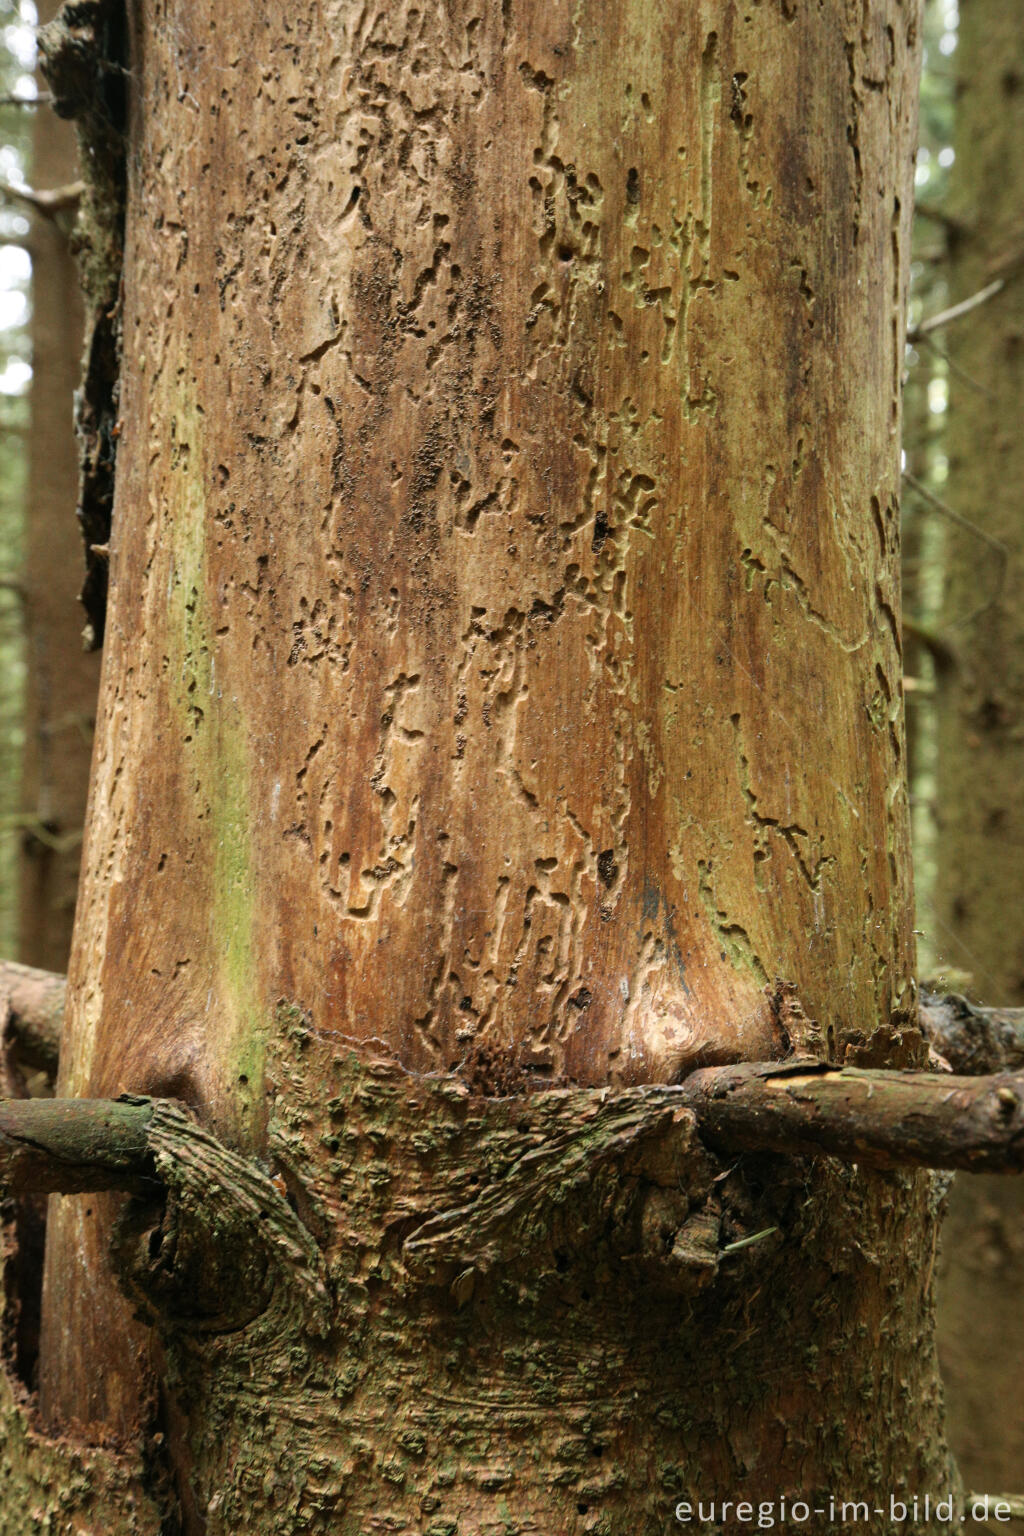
[0, 1, 971, 1531]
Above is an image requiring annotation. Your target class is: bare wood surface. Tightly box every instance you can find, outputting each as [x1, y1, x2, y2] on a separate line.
[4, 954, 1024, 1087]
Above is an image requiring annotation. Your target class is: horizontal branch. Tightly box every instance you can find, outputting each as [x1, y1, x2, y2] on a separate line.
[0, 91, 52, 107]
[0, 960, 65, 1076]
[680, 1061, 1024, 1174]
[912, 199, 968, 234]
[3, 1063, 1024, 1205]
[921, 989, 1024, 1075]
[1, 813, 84, 854]
[968, 1495, 1024, 1524]
[0, 1096, 159, 1195]
[1, 961, 1023, 1190]
[0, 177, 82, 218]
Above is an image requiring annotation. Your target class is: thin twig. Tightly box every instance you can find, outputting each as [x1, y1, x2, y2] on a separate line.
[913, 330, 996, 399]
[0, 813, 83, 853]
[0, 91, 51, 107]
[902, 471, 1008, 556]
[902, 615, 957, 672]
[0, 178, 83, 218]
[907, 278, 1005, 344]
[902, 471, 1009, 630]
[989, 239, 1024, 281]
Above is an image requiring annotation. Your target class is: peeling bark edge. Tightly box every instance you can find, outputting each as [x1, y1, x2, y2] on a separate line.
[2, 1062, 1024, 1204]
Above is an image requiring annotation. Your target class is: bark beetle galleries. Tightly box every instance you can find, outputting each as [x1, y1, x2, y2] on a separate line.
[29, 3, 949, 1524]
[60, 0, 915, 1122]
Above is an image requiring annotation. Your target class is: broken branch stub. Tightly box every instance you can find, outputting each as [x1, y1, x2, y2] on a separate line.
[2, 1059, 1024, 1213]
[0, 1095, 159, 1195]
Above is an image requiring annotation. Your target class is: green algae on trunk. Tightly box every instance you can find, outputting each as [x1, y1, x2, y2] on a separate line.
[23, 0, 958, 1526]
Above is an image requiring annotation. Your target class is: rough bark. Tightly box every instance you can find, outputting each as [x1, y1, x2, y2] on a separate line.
[682, 1059, 1024, 1172]
[38, 1028, 965, 1533]
[17, 0, 96, 975]
[0, 960, 65, 1081]
[9, 1052, 1024, 1207]
[921, 988, 1024, 1076]
[0, 0, 966, 1529]
[931, 0, 1024, 1505]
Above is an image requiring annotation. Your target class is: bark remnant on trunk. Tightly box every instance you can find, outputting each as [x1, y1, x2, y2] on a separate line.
[41, 1021, 960, 1534]
[13, 0, 962, 1528]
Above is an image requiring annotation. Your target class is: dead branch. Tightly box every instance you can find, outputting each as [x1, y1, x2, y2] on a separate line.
[967, 1495, 1024, 1524]
[902, 471, 1008, 557]
[902, 615, 957, 672]
[0, 960, 65, 1077]
[3, 1057, 1024, 1201]
[907, 277, 1004, 344]
[0, 92, 52, 107]
[0, 177, 83, 218]
[679, 1061, 1024, 1174]
[1, 813, 84, 854]
[921, 989, 1024, 1075]
[2, 960, 1024, 1186]
[0, 1096, 159, 1195]
[912, 200, 968, 235]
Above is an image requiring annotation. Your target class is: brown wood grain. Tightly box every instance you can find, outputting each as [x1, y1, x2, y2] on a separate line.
[36, 0, 931, 1501]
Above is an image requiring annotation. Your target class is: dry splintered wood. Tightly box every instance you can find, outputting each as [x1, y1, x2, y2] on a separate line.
[2, 1061, 1023, 1199]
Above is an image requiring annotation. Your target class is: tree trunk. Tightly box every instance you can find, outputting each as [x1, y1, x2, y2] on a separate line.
[932, 0, 1024, 1509]
[16, 0, 95, 975]
[2, 0, 962, 1529]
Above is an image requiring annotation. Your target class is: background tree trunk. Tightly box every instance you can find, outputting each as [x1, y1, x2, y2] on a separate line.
[932, 0, 1024, 1515]
[17, 1, 962, 1530]
[17, 0, 94, 974]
